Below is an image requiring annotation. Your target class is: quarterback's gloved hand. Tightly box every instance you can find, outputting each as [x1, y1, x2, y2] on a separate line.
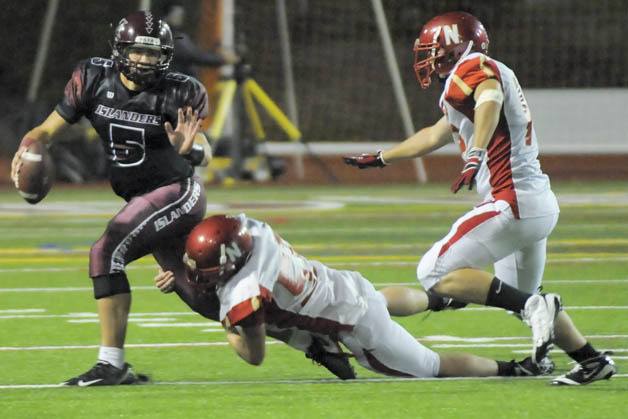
[450, 147, 486, 193]
[343, 151, 387, 169]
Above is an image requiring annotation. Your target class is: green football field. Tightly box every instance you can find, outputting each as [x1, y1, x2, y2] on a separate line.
[1, 181, 627, 418]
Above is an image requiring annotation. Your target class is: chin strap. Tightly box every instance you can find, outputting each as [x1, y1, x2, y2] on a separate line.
[459, 40, 475, 62]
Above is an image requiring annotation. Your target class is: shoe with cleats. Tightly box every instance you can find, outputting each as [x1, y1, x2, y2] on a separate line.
[522, 293, 561, 364]
[552, 352, 617, 386]
[512, 356, 555, 376]
[306, 338, 356, 380]
[62, 362, 150, 386]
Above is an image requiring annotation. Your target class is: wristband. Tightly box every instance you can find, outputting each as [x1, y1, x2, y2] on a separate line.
[183, 143, 205, 166]
[377, 150, 387, 165]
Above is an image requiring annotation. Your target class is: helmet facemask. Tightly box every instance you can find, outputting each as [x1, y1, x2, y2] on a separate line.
[183, 250, 251, 289]
[413, 40, 441, 89]
[111, 11, 174, 88]
[113, 43, 173, 87]
[413, 40, 473, 89]
[413, 12, 490, 89]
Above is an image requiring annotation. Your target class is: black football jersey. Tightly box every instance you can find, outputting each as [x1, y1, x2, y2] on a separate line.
[55, 57, 209, 201]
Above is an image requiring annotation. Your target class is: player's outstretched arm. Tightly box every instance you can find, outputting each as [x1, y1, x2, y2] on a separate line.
[226, 312, 266, 366]
[343, 116, 451, 169]
[11, 110, 68, 186]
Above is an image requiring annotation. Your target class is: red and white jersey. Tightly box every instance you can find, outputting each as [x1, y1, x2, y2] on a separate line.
[440, 52, 559, 219]
[217, 215, 370, 337]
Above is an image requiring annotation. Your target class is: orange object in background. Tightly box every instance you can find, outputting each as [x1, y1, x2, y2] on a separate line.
[196, 0, 223, 130]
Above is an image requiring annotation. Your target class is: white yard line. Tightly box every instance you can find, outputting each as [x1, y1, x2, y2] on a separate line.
[67, 318, 179, 324]
[0, 308, 46, 314]
[2, 305, 628, 320]
[2, 335, 626, 352]
[0, 341, 272, 351]
[1, 374, 627, 390]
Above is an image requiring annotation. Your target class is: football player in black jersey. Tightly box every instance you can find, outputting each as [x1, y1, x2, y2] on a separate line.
[10, 11, 220, 386]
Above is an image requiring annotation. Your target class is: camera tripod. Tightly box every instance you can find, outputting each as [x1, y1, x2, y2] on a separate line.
[206, 61, 337, 182]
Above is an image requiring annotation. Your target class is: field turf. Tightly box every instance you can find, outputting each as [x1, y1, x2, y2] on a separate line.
[1, 182, 627, 418]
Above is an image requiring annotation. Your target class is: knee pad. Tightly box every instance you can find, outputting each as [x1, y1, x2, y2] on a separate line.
[92, 273, 130, 299]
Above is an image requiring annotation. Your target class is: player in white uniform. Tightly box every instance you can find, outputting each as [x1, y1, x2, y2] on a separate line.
[159, 214, 552, 380]
[344, 11, 615, 385]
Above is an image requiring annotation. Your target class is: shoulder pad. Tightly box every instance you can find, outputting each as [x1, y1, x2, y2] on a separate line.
[445, 54, 501, 102]
[163, 72, 191, 83]
[88, 57, 115, 68]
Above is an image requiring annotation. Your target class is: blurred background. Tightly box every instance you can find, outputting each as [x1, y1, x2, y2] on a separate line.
[1, 0, 627, 185]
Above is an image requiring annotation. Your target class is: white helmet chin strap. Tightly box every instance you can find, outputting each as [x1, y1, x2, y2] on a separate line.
[459, 40, 474, 61]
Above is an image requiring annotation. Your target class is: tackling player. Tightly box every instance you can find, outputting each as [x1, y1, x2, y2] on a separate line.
[344, 11, 615, 385]
[156, 214, 552, 380]
[10, 11, 212, 386]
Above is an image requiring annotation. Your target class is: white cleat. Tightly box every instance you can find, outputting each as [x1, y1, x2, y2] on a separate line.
[522, 293, 561, 365]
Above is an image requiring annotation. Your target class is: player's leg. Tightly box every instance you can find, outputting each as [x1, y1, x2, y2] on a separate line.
[495, 238, 616, 384]
[341, 288, 541, 378]
[417, 204, 561, 363]
[380, 286, 428, 316]
[340, 290, 439, 377]
[63, 178, 204, 386]
[380, 286, 467, 316]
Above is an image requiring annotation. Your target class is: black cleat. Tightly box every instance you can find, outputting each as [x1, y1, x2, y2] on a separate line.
[441, 297, 468, 311]
[513, 356, 555, 376]
[120, 364, 151, 385]
[62, 362, 149, 387]
[552, 351, 617, 385]
[427, 291, 468, 312]
[306, 338, 356, 380]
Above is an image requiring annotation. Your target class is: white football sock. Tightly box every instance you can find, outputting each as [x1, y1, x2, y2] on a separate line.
[98, 346, 125, 370]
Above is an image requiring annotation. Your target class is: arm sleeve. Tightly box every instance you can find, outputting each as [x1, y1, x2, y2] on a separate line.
[175, 33, 225, 67]
[187, 79, 210, 119]
[54, 61, 90, 124]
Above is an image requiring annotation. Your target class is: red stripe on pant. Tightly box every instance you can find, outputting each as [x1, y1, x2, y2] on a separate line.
[363, 349, 414, 377]
[438, 210, 501, 257]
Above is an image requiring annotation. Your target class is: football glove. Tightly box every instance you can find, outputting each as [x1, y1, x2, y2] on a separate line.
[451, 147, 485, 193]
[343, 151, 387, 169]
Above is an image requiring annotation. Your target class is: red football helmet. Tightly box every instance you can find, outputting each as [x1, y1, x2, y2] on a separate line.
[184, 215, 254, 287]
[111, 11, 174, 86]
[413, 11, 489, 89]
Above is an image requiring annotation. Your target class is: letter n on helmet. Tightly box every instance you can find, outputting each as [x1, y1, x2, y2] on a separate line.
[184, 215, 254, 287]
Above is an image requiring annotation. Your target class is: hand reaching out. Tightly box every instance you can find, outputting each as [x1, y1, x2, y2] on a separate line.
[165, 107, 203, 155]
[343, 151, 387, 169]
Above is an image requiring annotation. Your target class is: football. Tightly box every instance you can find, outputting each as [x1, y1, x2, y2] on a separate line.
[15, 141, 54, 204]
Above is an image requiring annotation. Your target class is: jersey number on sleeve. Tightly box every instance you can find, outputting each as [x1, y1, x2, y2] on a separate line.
[512, 77, 534, 146]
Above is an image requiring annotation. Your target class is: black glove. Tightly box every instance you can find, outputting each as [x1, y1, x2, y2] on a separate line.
[343, 151, 387, 169]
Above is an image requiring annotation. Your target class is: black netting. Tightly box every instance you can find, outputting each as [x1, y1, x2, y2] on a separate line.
[232, 0, 628, 141]
[1, 0, 626, 146]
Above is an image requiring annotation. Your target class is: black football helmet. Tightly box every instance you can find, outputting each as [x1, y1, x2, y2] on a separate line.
[111, 11, 174, 86]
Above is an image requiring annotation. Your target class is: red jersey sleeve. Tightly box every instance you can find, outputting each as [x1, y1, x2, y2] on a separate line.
[444, 54, 501, 105]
